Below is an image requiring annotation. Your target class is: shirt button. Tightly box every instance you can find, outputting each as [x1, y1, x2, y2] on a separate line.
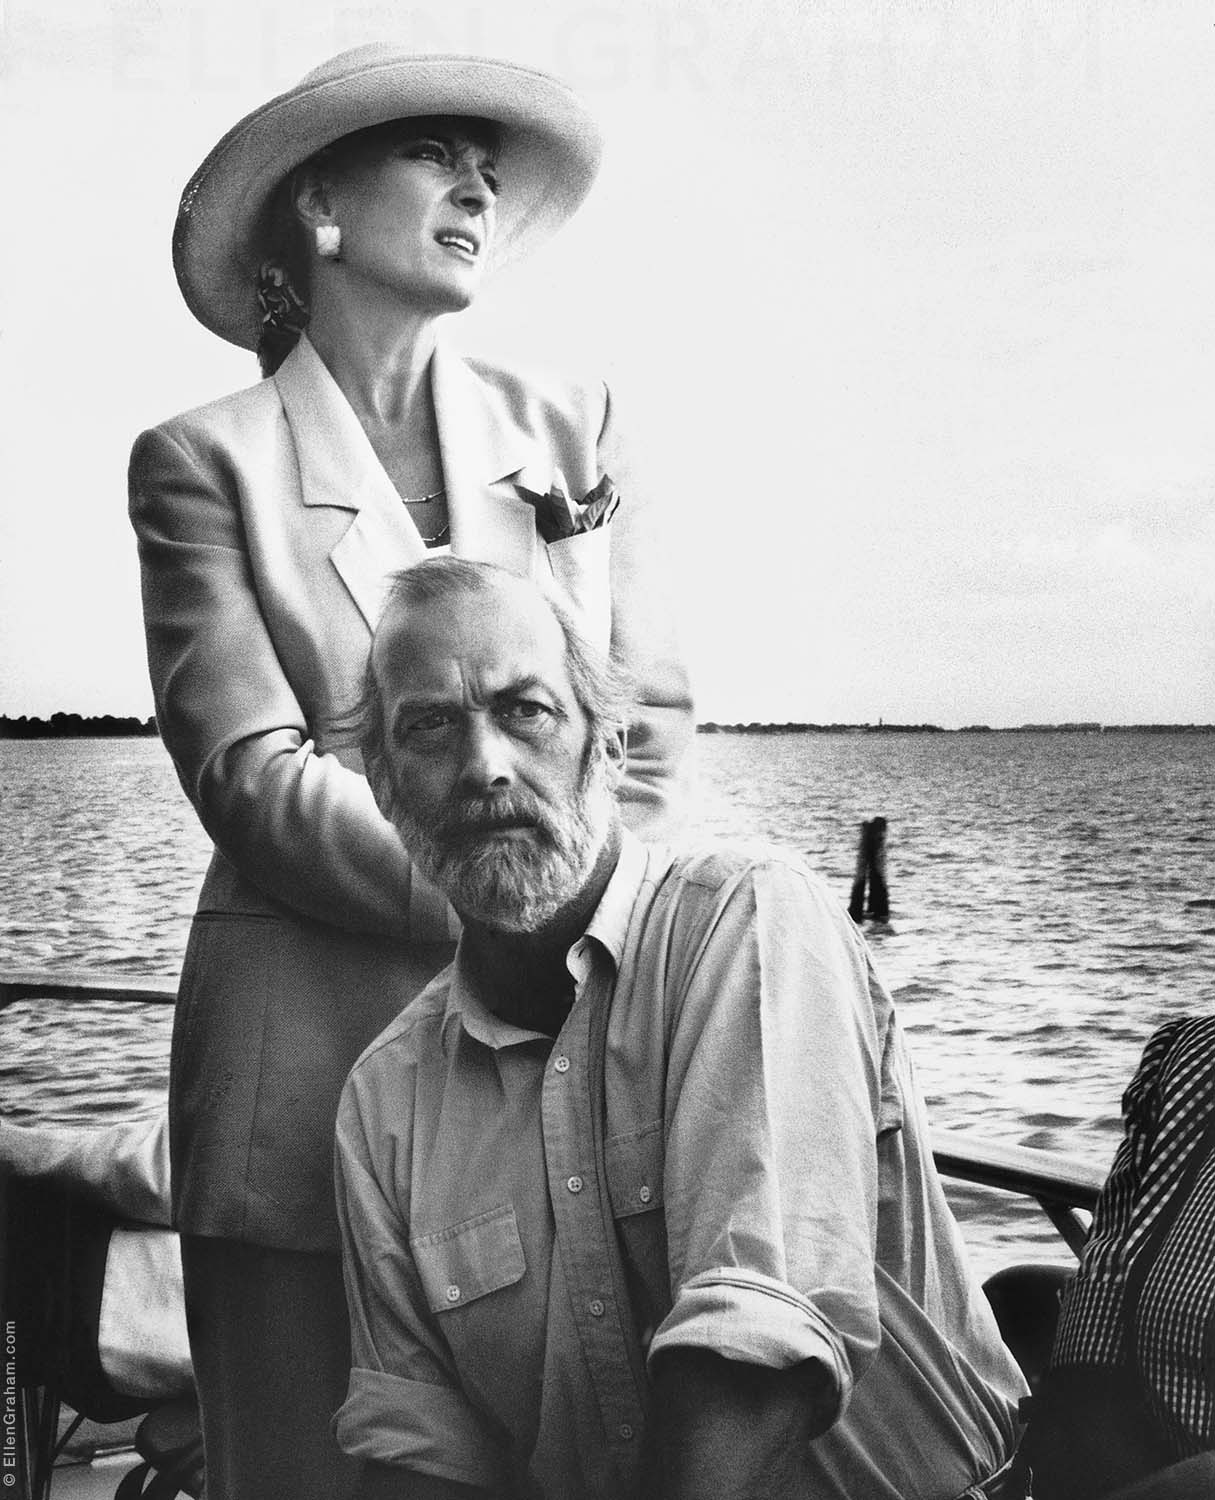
[445, 1284, 461, 1303]
[553, 1055, 570, 1073]
[566, 1175, 584, 1194]
[589, 1298, 605, 1318]
[638, 1185, 653, 1204]
[619, 1423, 634, 1441]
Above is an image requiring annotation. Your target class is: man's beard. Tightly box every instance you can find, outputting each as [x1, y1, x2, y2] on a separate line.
[389, 745, 617, 933]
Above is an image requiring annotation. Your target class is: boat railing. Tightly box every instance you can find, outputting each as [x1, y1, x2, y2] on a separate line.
[931, 1127, 1103, 1257]
[1, 969, 178, 1007]
[1, 970, 1106, 1257]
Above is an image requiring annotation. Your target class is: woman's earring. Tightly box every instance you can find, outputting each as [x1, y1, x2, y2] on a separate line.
[315, 224, 342, 260]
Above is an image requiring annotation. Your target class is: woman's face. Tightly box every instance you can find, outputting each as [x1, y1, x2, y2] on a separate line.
[310, 116, 500, 314]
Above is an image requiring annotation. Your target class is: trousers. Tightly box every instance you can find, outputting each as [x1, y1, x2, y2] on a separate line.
[181, 1235, 358, 1500]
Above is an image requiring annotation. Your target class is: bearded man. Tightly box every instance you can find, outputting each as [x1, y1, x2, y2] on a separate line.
[333, 557, 1026, 1500]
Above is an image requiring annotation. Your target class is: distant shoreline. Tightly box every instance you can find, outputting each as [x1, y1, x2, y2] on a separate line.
[696, 721, 1215, 735]
[2, 714, 1212, 740]
[0, 714, 159, 740]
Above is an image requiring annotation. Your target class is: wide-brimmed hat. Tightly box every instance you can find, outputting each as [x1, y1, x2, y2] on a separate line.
[174, 44, 603, 349]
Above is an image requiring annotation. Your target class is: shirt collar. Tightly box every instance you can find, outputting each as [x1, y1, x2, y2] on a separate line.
[568, 828, 648, 981]
[440, 830, 650, 1051]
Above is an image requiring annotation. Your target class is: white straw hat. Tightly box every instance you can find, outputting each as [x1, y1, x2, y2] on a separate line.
[173, 45, 603, 349]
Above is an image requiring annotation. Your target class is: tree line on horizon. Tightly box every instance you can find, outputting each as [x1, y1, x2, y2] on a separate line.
[697, 721, 1214, 734]
[0, 713, 159, 739]
[2, 714, 1211, 740]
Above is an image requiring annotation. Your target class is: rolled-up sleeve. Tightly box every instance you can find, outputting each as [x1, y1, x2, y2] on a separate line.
[333, 1080, 504, 1488]
[647, 857, 888, 1418]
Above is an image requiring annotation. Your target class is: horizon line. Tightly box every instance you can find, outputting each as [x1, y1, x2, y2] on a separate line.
[2, 712, 1213, 739]
[695, 720, 1215, 734]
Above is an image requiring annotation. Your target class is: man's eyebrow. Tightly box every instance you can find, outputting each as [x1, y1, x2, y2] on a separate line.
[493, 675, 559, 702]
[389, 694, 458, 735]
[387, 677, 565, 730]
[491, 676, 570, 717]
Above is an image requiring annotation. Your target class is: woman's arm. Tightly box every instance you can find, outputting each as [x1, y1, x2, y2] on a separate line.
[596, 384, 696, 838]
[129, 421, 417, 937]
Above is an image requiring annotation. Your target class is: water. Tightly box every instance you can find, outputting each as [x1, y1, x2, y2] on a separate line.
[2, 732, 1213, 1276]
[1, 738, 209, 1126]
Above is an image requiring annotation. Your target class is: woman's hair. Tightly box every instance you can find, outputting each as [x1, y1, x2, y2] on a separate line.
[256, 174, 313, 377]
[255, 116, 502, 378]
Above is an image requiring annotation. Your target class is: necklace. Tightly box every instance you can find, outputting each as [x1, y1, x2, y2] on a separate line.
[400, 486, 449, 547]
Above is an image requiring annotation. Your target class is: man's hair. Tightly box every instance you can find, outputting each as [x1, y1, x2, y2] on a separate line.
[346, 558, 634, 812]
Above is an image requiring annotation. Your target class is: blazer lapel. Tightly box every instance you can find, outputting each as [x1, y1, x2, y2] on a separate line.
[275, 338, 427, 629]
[431, 341, 540, 577]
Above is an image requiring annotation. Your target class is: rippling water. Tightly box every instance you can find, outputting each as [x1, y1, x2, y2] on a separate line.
[1, 739, 209, 1124]
[3, 731, 1213, 1275]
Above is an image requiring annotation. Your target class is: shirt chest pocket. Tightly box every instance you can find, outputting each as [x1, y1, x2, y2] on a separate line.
[604, 1121, 671, 1331]
[410, 1203, 526, 1315]
[605, 1119, 664, 1219]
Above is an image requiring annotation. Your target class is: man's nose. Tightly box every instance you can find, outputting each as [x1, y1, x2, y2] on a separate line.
[458, 718, 514, 792]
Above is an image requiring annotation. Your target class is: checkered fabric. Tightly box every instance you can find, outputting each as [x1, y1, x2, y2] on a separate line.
[1051, 1014, 1215, 1458]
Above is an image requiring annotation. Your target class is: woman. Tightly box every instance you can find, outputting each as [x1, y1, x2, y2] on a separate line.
[129, 44, 693, 1500]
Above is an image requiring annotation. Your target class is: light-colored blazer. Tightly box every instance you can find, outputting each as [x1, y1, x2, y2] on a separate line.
[128, 335, 694, 1251]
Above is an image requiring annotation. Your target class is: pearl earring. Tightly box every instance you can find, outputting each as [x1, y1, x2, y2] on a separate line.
[315, 224, 342, 259]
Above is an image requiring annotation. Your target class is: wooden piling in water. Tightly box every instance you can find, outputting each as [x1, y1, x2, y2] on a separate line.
[848, 817, 890, 923]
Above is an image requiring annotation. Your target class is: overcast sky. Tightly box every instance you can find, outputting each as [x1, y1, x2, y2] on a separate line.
[2, 0, 1213, 727]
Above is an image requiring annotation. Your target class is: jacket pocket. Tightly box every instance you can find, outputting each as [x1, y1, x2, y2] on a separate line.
[544, 527, 611, 650]
[410, 1204, 526, 1315]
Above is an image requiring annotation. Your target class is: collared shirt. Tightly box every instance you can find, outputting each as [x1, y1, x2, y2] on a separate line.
[334, 834, 1024, 1498]
[1051, 1014, 1215, 1456]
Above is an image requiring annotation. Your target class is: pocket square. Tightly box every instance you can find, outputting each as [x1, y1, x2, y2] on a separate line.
[516, 473, 620, 545]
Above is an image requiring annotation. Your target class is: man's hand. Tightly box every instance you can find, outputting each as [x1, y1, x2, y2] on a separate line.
[646, 1348, 839, 1500]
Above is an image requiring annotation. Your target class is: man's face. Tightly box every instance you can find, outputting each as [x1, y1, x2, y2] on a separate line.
[370, 579, 618, 932]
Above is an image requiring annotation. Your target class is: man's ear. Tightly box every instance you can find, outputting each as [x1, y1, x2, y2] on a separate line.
[363, 749, 395, 819]
[604, 724, 627, 784]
